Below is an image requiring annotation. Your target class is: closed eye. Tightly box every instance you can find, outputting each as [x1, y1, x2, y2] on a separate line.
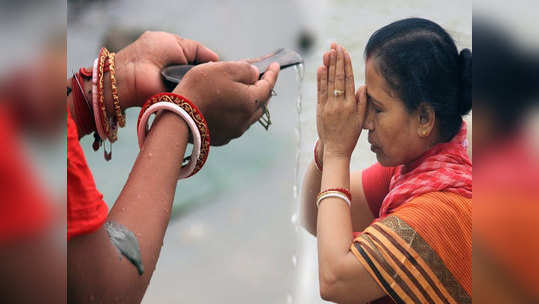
[367, 95, 382, 113]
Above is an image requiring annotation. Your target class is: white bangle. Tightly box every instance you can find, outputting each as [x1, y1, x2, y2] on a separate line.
[316, 192, 351, 208]
[137, 101, 201, 179]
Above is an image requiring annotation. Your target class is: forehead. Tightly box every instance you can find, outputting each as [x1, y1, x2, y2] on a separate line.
[364, 58, 397, 103]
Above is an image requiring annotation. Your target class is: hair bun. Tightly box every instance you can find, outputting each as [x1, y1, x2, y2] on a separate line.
[458, 48, 472, 115]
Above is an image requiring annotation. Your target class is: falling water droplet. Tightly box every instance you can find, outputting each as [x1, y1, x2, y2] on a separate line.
[292, 255, 297, 267]
[291, 213, 298, 224]
[286, 293, 293, 304]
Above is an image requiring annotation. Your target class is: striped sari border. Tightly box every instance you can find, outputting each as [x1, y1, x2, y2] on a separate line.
[362, 235, 427, 303]
[354, 243, 405, 304]
[366, 225, 452, 304]
[362, 230, 436, 304]
[377, 216, 471, 303]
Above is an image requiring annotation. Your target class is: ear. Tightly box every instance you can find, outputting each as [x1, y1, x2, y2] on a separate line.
[416, 102, 435, 137]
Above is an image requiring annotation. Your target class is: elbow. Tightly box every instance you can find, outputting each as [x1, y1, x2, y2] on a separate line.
[319, 269, 340, 302]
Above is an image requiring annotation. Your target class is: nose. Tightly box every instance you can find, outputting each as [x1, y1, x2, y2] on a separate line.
[363, 102, 375, 131]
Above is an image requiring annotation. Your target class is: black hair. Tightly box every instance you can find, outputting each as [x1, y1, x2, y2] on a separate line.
[365, 17, 472, 142]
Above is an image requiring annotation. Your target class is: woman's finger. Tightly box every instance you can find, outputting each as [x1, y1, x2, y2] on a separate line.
[317, 66, 322, 103]
[174, 35, 219, 64]
[344, 49, 355, 101]
[319, 65, 328, 104]
[328, 49, 336, 102]
[323, 44, 337, 66]
[335, 45, 345, 98]
[323, 52, 329, 67]
[247, 62, 279, 108]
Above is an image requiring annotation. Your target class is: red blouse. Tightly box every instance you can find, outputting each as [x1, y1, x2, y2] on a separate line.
[67, 109, 108, 240]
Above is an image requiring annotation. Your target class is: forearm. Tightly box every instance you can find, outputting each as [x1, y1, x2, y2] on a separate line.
[68, 111, 188, 303]
[317, 154, 354, 285]
[300, 160, 322, 235]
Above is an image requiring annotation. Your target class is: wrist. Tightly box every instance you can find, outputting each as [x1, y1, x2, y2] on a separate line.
[323, 153, 350, 167]
[173, 88, 207, 116]
[152, 111, 189, 139]
[108, 50, 137, 110]
[323, 146, 352, 163]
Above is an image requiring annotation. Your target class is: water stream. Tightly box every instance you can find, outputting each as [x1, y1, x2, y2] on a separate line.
[287, 63, 305, 304]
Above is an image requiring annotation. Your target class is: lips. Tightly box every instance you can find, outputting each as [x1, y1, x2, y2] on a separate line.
[368, 136, 380, 153]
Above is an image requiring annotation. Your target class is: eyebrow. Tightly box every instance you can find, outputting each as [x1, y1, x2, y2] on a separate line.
[366, 92, 383, 107]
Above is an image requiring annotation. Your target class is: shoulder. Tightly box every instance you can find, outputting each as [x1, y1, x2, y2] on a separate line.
[392, 192, 471, 230]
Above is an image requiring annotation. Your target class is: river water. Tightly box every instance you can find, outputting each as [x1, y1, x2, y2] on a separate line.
[67, 0, 471, 302]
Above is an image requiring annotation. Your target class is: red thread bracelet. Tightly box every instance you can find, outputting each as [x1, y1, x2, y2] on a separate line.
[318, 188, 352, 202]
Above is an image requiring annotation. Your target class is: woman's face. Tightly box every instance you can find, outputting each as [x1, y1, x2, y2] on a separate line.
[362, 58, 427, 166]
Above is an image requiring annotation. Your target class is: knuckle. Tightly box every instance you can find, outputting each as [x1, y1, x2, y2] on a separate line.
[237, 61, 251, 70]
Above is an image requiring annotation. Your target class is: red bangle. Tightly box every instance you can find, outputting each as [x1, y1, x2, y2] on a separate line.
[318, 188, 352, 202]
[314, 140, 323, 171]
[138, 93, 211, 177]
[71, 72, 95, 135]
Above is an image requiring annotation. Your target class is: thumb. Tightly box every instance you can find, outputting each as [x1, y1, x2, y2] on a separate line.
[357, 85, 368, 123]
[223, 61, 260, 84]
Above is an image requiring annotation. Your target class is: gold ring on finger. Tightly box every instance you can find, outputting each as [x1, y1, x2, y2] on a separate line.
[333, 89, 344, 97]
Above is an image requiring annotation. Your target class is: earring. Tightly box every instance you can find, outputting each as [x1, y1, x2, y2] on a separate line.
[422, 130, 428, 136]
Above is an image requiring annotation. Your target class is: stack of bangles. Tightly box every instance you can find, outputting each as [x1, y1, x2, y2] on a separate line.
[71, 47, 126, 161]
[316, 188, 352, 208]
[137, 92, 210, 179]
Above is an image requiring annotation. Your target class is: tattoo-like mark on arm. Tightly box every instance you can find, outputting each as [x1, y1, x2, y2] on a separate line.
[105, 221, 145, 276]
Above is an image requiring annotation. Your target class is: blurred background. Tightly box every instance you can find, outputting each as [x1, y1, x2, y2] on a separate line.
[67, 0, 471, 303]
[2, 0, 538, 303]
[474, 1, 539, 303]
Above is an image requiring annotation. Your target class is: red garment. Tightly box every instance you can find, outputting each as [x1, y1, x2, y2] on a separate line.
[379, 122, 472, 217]
[67, 108, 108, 240]
[361, 163, 395, 216]
[0, 106, 50, 243]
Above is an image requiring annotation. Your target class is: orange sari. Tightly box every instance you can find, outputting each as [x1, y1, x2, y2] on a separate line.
[351, 192, 472, 304]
